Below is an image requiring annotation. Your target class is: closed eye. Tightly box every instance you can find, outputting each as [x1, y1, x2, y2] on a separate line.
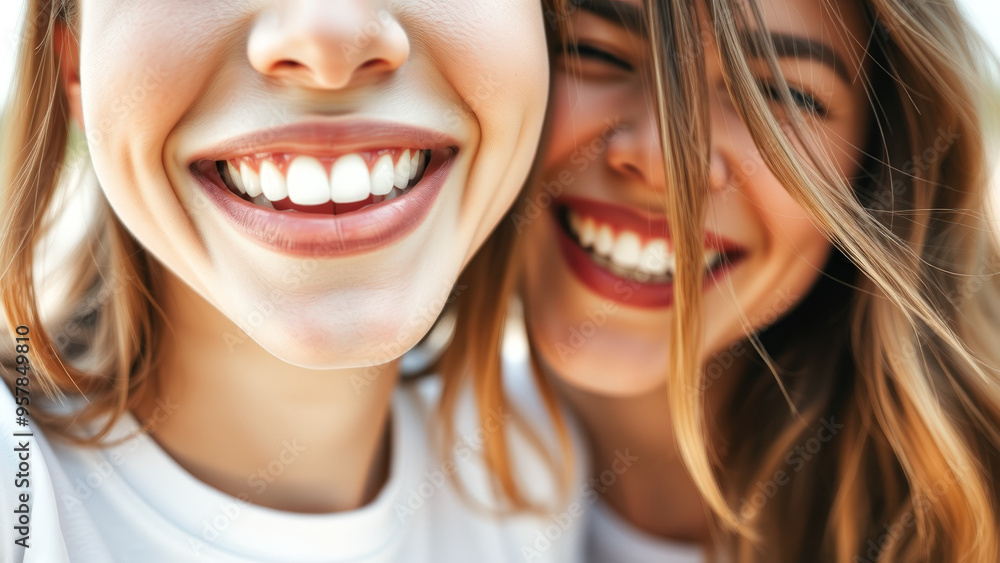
[760, 82, 828, 117]
[564, 42, 634, 72]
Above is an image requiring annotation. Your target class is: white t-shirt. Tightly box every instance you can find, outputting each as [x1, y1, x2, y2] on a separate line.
[587, 499, 705, 563]
[0, 370, 586, 563]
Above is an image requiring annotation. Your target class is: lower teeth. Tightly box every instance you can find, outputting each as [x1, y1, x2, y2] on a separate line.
[251, 194, 275, 210]
[585, 250, 726, 283]
[241, 188, 407, 212]
[588, 252, 674, 283]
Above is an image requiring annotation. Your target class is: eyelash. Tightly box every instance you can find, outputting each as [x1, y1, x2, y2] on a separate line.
[760, 82, 828, 117]
[563, 42, 634, 72]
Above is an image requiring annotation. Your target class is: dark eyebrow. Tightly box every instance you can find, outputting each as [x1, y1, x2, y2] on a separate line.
[573, 0, 647, 38]
[570, 3, 853, 83]
[743, 31, 853, 83]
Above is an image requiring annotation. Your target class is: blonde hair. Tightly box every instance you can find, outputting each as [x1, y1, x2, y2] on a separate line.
[0, 0, 165, 443]
[443, 0, 1000, 560]
[431, 5, 576, 513]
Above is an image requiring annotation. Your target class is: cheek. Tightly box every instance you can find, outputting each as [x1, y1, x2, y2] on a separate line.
[521, 218, 575, 340]
[759, 179, 813, 224]
[82, 4, 219, 145]
[747, 171, 832, 285]
[542, 77, 582, 166]
[76, 3, 237, 294]
[414, 1, 548, 254]
[426, 1, 548, 130]
[543, 76, 628, 170]
[81, 5, 220, 202]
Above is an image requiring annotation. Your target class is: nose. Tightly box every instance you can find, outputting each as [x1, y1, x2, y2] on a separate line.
[248, 1, 410, 90]
[708, 148, 729, 192]
[605, 102, 667, 190]
[707, 91, 741, 195]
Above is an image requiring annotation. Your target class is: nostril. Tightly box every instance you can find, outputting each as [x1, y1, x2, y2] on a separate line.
[621, 162, 645, 180]
[274, 60, 304, 72]
[357, 58, 396, 75]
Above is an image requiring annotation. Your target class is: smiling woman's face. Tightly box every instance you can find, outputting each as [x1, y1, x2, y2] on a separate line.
[520, 0, 871, 395]
[66, 0, 549, 367]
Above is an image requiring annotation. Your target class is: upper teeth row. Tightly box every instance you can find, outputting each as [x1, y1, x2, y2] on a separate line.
[223, 149, 426, 205]
[567, 210, 720, 276]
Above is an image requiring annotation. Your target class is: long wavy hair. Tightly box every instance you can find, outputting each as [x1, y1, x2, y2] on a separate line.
[0, 0, 571, 520]
[440, 0, 1000, 559]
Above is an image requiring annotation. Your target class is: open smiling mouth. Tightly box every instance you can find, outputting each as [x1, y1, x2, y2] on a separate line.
[211, 148, 431, 215]
[188, 121, 459, 258]
[188, 120, 461, 257]
[551, 197, 747, 308]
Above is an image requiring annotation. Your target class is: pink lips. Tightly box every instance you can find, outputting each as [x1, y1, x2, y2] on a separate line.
[187, 120, 458, 258]
[552, 196, 746, 309]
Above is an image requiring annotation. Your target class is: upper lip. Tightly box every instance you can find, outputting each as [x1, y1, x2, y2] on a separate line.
[187, 119, 459, 163]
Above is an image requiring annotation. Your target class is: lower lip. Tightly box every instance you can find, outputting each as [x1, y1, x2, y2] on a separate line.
[552, 211, 743, 309]
[192, 150, 455, 257]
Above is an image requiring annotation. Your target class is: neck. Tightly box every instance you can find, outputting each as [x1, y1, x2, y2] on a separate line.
[132, 272, 397, 513]
[553, 378, 712, 544]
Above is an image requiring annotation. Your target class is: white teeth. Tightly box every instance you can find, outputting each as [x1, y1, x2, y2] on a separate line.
[286, 156, 330, 205]
[330, 154, 371, 203]
[579, 217, 596, 247]
[371, 154, 395, 196]
[568, 210, 582, 234]
[565, 209, 742, 280]
[240, 162, 262, 198]
[227, 162, 246, 194]
[260, 160, 288, 202]
[251, 194, 275, 210]
[704, 251, 721, 269]
[222, 148, 428, 210]
[408, 150, 419, 180]
[638, 239, 672, 275]
[394, 149, 411, 189]
[610, 231, 642, 269]
[594, 225, 615, 256]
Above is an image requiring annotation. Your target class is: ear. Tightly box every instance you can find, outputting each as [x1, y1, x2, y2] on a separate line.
[53, 21, 84, 131]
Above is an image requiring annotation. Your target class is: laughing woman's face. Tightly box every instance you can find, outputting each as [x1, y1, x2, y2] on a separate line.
[520, 0, 871, 395]
[62, 0, 550, 367]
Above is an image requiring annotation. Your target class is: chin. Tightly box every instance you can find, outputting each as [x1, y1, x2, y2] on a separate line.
[223, 297, 436, 369]
[531, 327, 672, 398]
[253, 326, 426, 370]
[565, 370, 667, 397]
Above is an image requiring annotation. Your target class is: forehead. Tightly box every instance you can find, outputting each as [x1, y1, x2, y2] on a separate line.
[755, 0, 870, 67]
